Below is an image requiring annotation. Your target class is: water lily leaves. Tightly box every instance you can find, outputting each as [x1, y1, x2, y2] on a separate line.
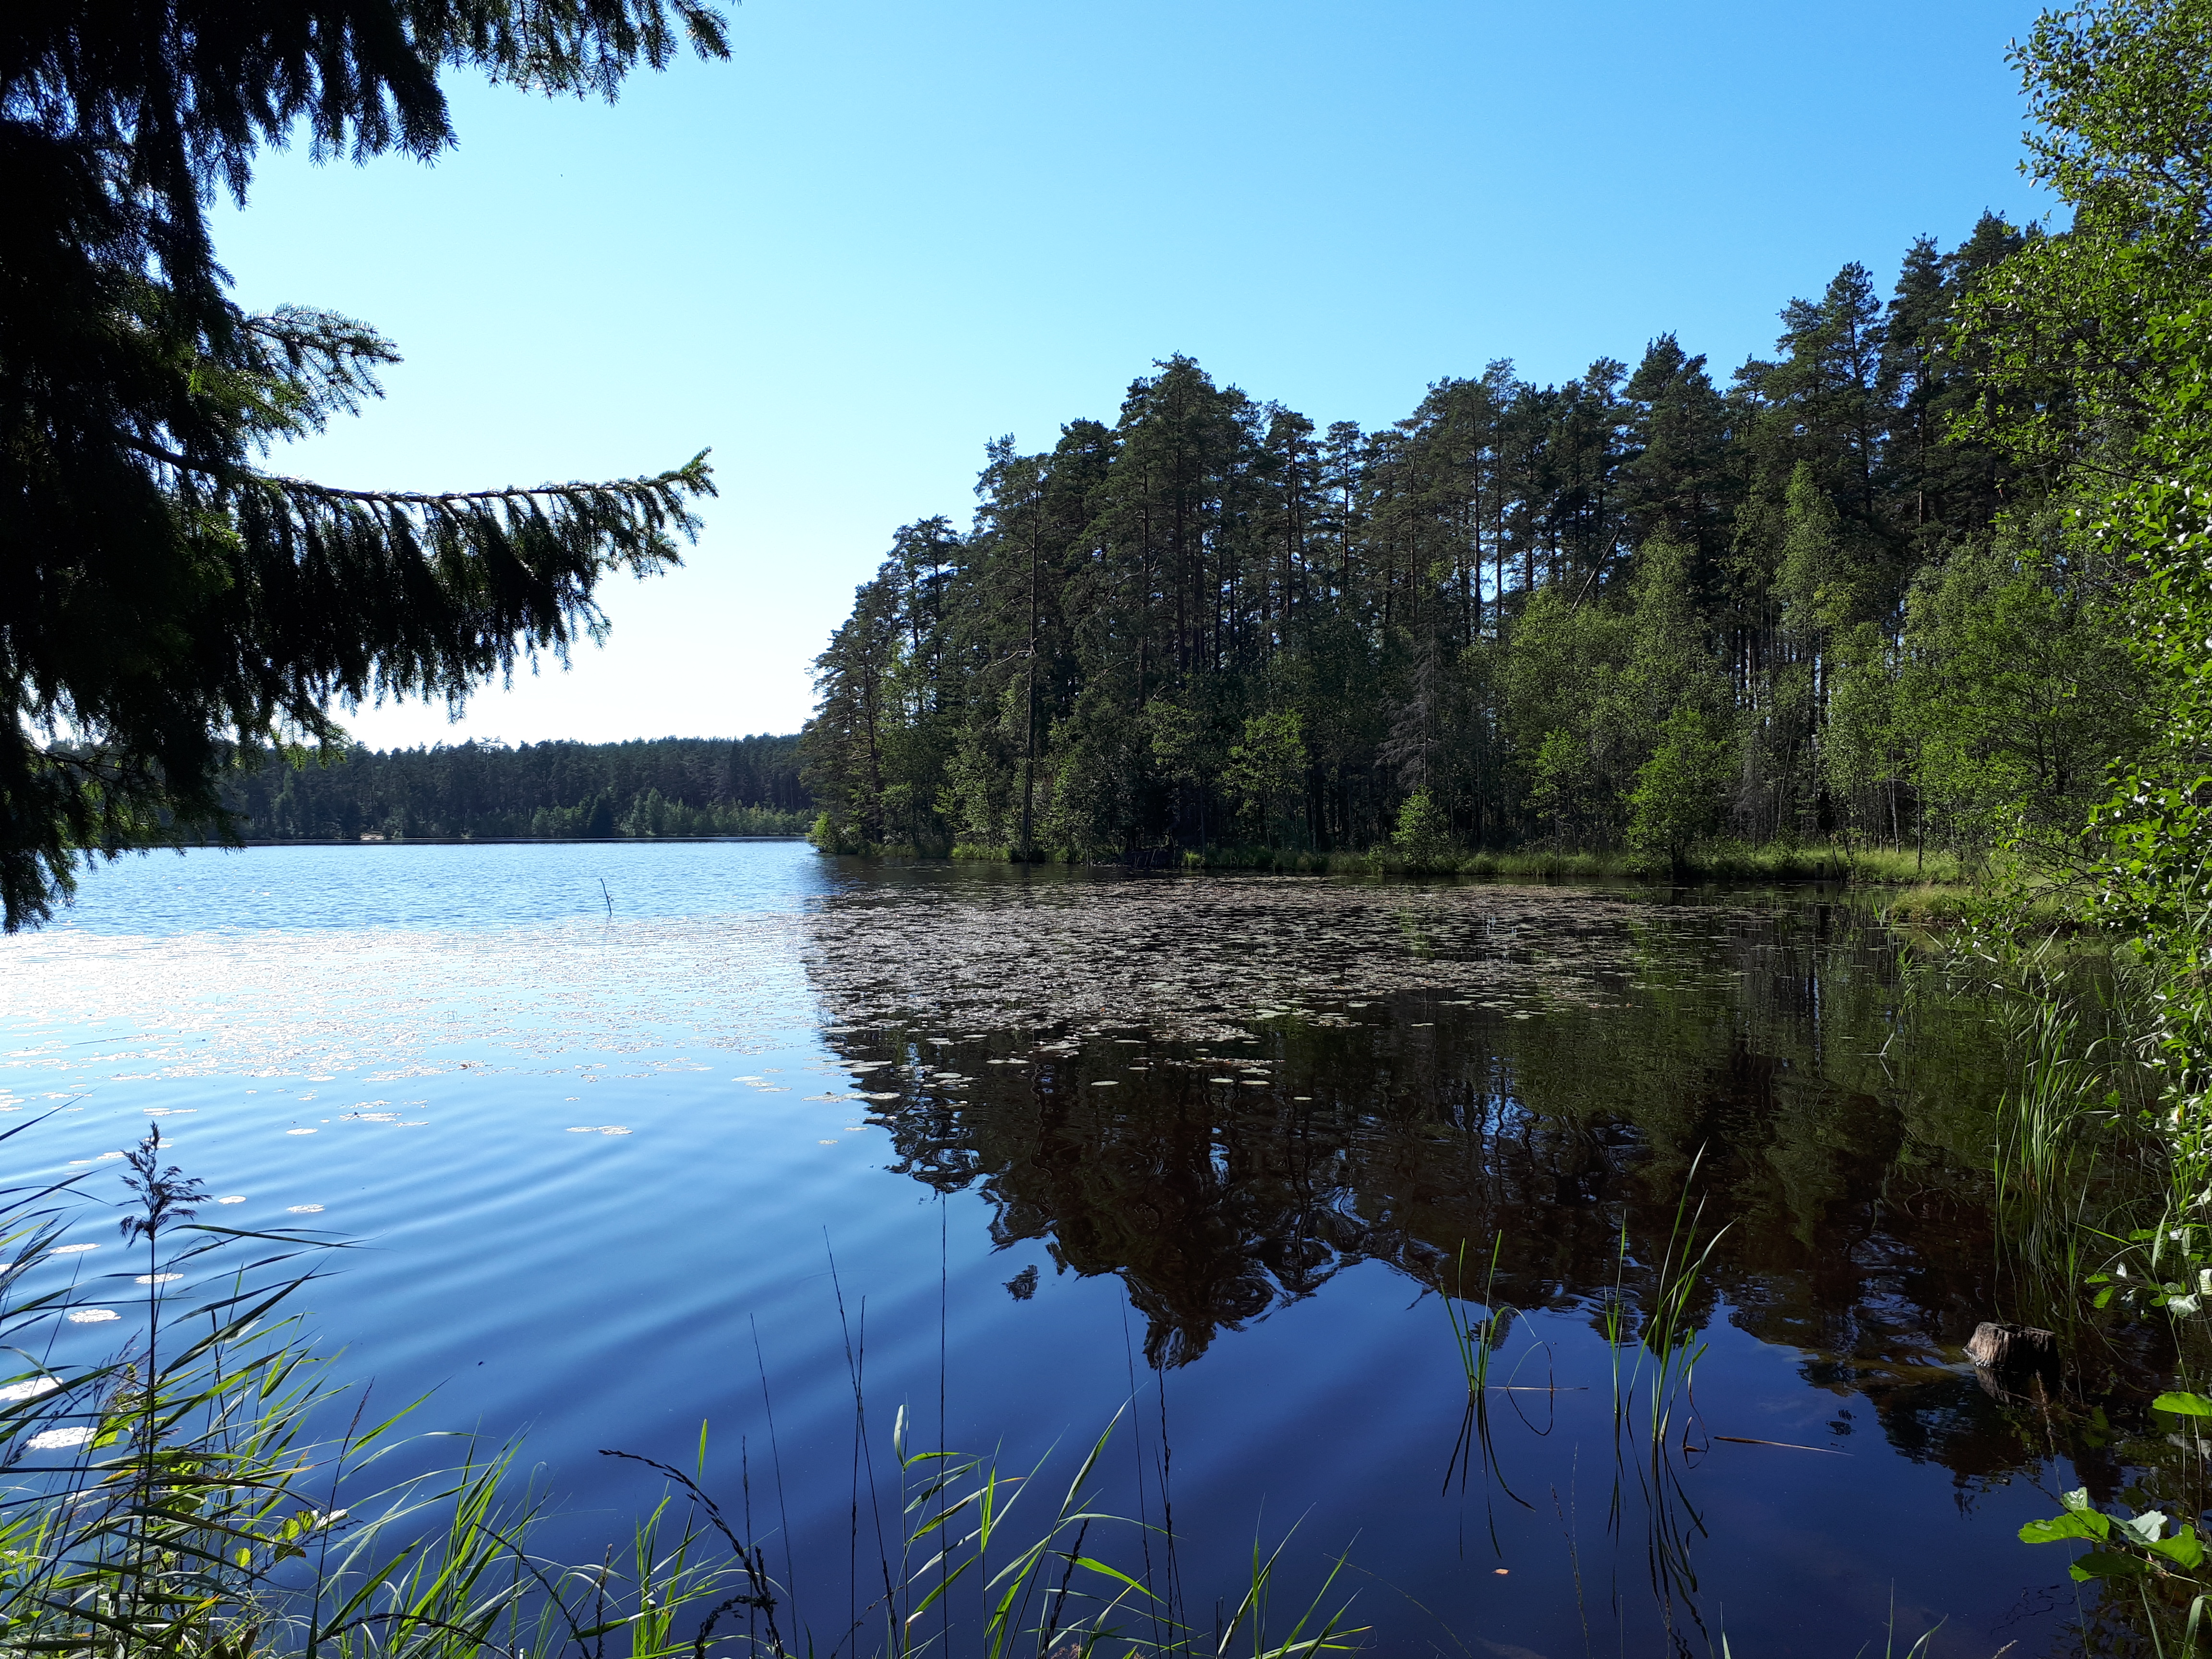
[798, 878, 1668, 1044]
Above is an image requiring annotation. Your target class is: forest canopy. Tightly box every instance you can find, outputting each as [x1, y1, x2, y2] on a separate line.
[225, 735, 810, 842]
[800, 214, 2142, 870]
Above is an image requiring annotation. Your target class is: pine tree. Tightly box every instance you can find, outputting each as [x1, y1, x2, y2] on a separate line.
[792, 196, 2136, 871]
[2, 0, 730, 928]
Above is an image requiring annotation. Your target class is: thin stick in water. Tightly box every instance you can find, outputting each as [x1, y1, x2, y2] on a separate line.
[1711, 1435, 1850, 1455]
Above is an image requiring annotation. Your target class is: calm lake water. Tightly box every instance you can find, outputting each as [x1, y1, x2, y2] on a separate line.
[0, 842, 2126, 1655]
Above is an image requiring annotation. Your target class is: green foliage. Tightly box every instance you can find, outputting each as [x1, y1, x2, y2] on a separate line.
[1958, 0, 2212, 470]
[2020, 1489, 2210, 1585]
[1893, 539, 2144, 861]
[3, 1, 732, 930]
[1626, 706, 1734, 864]
[803, 220, 2100, 870]
[1977, 2, 2212, 1279]
[1224, 710, 1308, 847]
[1526, 729, 1599, 850]
[1389, 788, 1450, 862]
[1930, 13, 2212, 1649]
[224, 737, 810, 842]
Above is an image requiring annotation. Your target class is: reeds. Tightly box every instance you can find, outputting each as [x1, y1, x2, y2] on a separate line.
[0, 1122, 1357, 1659]
[1595, 1154, 1728, 1643]
[1604, 1152, 1726, 1457]
[0, 1122, 733, 1659]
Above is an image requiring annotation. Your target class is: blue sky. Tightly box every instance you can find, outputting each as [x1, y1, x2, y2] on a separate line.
[212, 0, 2055, 747]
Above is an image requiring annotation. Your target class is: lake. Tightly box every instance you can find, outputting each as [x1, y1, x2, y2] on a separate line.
[0, 842, 2119, 1656]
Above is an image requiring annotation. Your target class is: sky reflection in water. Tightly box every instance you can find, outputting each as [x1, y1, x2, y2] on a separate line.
[0, 843, 2105, 1656]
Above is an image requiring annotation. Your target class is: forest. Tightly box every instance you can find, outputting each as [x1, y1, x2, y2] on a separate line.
[798, 216, 2140, 868]
[225, 736, 811, 842]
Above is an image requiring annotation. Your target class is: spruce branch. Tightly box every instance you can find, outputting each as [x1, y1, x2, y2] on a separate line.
[254, 449, 713, 517]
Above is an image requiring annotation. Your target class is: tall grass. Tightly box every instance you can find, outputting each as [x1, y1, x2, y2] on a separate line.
[1437, 1165, 1726, 1644]
[1992, 991, 2110, 1300]
[0, 1121, 739, 1659]
[0, 1122, 1357, 1659]
[1594, 1155, 1728, 1644]
[1598, 1152, 1726, 1458]
[1943, 914, 2212, 1651]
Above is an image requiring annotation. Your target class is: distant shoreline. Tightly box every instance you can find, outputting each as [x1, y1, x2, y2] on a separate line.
[228, 835, 810, 847]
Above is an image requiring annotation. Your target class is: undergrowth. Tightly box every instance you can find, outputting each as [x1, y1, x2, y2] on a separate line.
[851, 839, 1965, 887]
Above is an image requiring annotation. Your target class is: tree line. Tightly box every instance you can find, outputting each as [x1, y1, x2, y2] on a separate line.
[2, 0, 728, 927]
[227, 737, 810, 842]
[800, 215, 2142, 867]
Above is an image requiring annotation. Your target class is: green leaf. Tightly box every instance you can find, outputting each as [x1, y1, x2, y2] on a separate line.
[2150, 1527, 2206, 1571]
[2154, 1392, 2212, 1417]
[2022, 1513, 2108, 1544]
[2072, 1551, 2152, 1583]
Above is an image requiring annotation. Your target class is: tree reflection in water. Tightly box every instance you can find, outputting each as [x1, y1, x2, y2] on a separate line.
[805, 874, 2167, 1499]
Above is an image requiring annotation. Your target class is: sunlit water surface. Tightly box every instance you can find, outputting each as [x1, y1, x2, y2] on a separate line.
[0, 843, 2108, 1655]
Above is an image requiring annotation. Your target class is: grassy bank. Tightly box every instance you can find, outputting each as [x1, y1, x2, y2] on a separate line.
[1168, 842, 1961, 884]
[837, 827, 1965, 887]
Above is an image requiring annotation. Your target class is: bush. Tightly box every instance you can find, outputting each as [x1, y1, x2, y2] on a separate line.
[1627, 707, 1734, 866]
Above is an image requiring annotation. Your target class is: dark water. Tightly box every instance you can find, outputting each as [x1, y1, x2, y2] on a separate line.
[0, 843, 2144, 1655]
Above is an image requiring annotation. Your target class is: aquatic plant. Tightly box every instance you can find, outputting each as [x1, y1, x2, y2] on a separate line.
[1605, 1151, 1726, 1456]
[0, 1123, 1356, 1659]
[1441, 1236, 1516, 1400]
[2018, 1481, 2212, 1653]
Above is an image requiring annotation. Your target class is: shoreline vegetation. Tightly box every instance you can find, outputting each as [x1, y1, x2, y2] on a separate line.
[784, 0, 2212, 1636]
[810, 824, 1964, 888]
[0, 1128, 1354, 1659]
[797, 232, 2125, 895]
[19, 0, 2212, 1650]
[220, 738, 813, 844]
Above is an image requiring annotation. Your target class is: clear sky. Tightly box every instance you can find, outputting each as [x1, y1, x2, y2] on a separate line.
[210, 0, 2056, 749]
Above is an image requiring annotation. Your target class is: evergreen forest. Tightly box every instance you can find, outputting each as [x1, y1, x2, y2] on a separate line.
[799, 217, 2141, 869]
[226, 736, 810, 842]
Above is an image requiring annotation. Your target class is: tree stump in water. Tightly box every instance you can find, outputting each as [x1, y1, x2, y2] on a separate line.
[1967, 1321, 2058, 1377]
